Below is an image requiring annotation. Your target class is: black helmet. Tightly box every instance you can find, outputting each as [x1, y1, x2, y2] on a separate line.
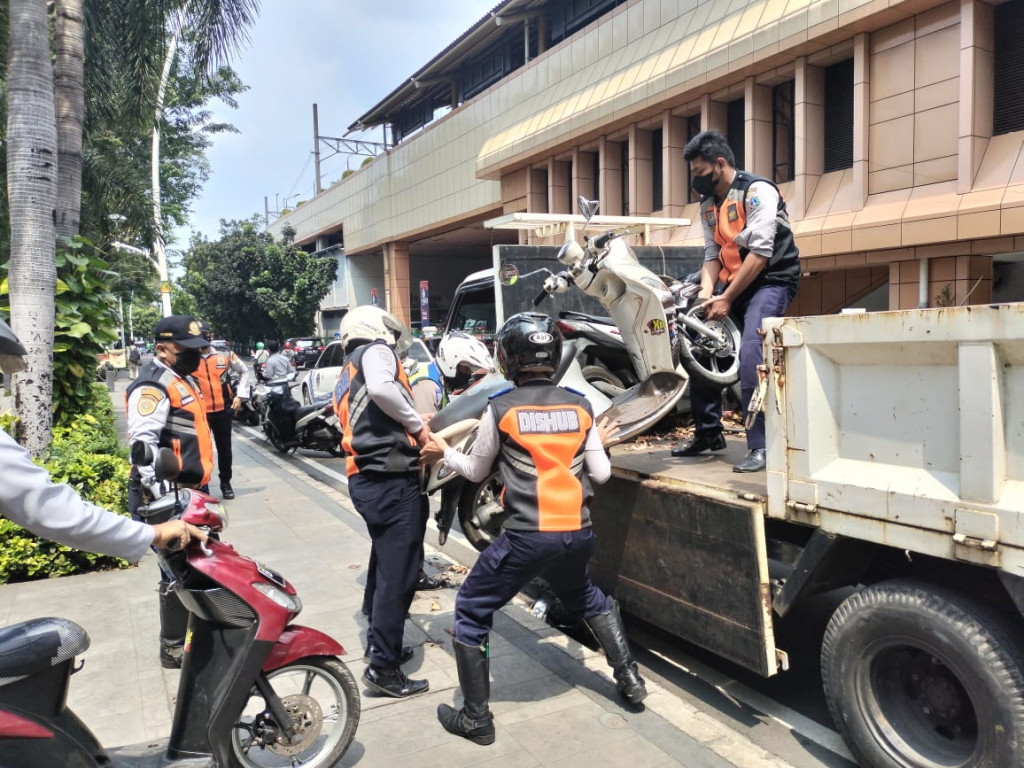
[496, 312, 562, 382]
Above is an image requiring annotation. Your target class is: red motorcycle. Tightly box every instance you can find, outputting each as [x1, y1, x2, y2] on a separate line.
[0, 447, 360, 767]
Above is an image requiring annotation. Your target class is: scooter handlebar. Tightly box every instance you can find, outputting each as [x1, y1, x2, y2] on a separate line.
[593, 231, 615, 250]
[532, 287, 550, 307]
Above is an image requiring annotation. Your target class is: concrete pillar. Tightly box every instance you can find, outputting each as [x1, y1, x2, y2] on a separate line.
[527, 167, 549, 213]
[549, 158, 571, 214]
[663, 111, 688, 216]
[746, 77, 773, 180]
[959, 0, 995, 193]
[852, 33, 870, 210]
[574, 148, 597, 203]
[598, 136, 624, 216]
[794, 57, 825, 220]
[629, 124, 654, 216]
[702, 94, 727, 133]
[383, 241, 411, 327]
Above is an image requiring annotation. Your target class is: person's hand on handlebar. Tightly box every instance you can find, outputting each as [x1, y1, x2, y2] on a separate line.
[419, 433, 449, 466]
[151, 519, 208, 551]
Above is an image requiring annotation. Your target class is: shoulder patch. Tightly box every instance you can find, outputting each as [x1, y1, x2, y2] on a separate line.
[138, 386, 164, 400]
[488, 385, 514, 401]
[137, 393, 161, 416]
[748, 194, 761, 209]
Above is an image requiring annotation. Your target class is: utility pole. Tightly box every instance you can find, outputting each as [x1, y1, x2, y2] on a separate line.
[265, 196, 270, 228]
[313, 103, 322, 195]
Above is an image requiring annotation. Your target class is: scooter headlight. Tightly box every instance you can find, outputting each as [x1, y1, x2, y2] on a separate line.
[557, 240, 585, 265]
[252, 582, 303, 614]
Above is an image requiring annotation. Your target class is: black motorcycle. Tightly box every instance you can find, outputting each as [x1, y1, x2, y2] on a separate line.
[256, 374, 343, 456]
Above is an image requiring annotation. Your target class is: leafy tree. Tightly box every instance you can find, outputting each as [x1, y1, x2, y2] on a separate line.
[182, 218, 337, 344]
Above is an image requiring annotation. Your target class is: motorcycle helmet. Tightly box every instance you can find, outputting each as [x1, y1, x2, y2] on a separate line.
[436, 331, 494, 378]
[0, 317, 28, 374]
[199, 321, 212, 343]
[496, 312, 562, 382]
[340, 306, 412, 355]
[256, 342, 264, 350]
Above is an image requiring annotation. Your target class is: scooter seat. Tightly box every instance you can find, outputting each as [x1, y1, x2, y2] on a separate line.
[0, 617, 89, 685]
[295, 402, 328, 419]
[559, 309, 615, 327]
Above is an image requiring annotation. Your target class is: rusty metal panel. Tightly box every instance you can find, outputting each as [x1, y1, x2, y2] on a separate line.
[589, 473, 777, 677]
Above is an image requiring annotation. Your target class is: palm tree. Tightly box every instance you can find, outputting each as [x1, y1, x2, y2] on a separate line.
[55, 0, 86, 241]
[6, 0, 59, 455]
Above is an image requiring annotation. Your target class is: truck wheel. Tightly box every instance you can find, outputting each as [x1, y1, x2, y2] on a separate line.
[582, 365, 626, 398]
[457, 471, 506, 552]
[821, 580, 1024, 768]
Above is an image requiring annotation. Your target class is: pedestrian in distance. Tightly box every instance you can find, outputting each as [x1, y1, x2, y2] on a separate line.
[333, 306, 432, 699]
[125, 315, 215, 669]
[0, 317, 205, 559]
[421, 312, 648, 747]
[128, 343, 142, 380]
[262, 340, 292, 381]
[671, 129, 801, 473]
[194, 322, 250, 500]
[253, 341, 269, 381]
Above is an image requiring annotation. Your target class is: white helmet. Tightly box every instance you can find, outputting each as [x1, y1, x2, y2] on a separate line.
[339, 305, 412, 355]
[436, 331, 495, 378]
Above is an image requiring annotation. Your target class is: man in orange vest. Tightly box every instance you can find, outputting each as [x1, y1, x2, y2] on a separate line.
[126, 315, 214, 668]
[195, 322, 250, 500]
[671, 130, 801, 473]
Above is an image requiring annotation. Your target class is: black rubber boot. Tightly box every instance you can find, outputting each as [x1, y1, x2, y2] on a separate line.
[437, 639, 495, 745]
[585, 600, 648, 705]
[158, 582, 189, 670]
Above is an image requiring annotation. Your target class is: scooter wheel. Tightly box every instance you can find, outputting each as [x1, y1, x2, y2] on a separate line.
[231, 656, 360, 768]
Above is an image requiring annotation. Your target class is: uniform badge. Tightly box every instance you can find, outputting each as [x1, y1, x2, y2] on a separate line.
[727, 204, 739, 222]
[704, 209, 716, 227]
[748, 194, 761, 209]
[137, 393, 160, 416]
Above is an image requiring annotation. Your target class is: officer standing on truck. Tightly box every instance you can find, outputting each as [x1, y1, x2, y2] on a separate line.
[333, 306, 432, 699]
[195, 322, 250, 500]
[125, 315, 214, 668]
[421, 312, 647, 747]
[671, 130, 800, 473]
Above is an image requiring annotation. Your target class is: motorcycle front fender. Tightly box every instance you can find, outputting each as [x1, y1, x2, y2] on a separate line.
[435, 479, 465, 547]
[262, 625, 345, 672]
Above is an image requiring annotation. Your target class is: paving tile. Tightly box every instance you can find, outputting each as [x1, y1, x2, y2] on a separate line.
[504, 699, 635, 764]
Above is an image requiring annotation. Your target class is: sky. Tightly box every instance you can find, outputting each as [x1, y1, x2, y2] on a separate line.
[178, 0, 499, 245]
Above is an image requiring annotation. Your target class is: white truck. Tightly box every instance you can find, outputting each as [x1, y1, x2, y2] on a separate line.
[590, 303, 1024, 768]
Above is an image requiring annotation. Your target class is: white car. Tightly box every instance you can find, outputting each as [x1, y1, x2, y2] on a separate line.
[300, 338, 441, 406]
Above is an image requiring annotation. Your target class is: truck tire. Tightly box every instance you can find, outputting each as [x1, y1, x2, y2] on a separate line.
[821, 579, 1024, 768]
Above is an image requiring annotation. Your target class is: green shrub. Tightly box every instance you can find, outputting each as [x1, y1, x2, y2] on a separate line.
[0, 383, 132, 584]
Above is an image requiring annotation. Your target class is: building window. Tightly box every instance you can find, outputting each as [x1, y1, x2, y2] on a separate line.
[621, 141, 630, 216]
[772, 80, 795, 183]
[823, 58, 854, 173]
[651, 128, 663, 212]
[994, 0, 1024, 135]
[566, 160, 575, 213]
[726, 98, 745, 171]
[686, 113, 701, 203]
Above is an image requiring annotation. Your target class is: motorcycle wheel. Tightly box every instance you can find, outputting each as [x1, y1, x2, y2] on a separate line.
[581, 365, 626, 398]
[266, 425, 292, 454]
[677, 304, 742, 387]
[230, 656, 360, 768]
[458, 471, 507, 552]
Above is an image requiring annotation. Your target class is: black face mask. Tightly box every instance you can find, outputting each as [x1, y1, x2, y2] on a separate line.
[690, 169, 717, 198]
[171, 348, 202, 377]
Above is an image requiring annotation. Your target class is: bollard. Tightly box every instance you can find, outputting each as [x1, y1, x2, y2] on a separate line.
[105, 366, 115, 392]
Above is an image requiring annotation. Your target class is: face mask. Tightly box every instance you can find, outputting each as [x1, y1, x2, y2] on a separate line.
[691, 169, 716, 197]
[171, 348, 202, 377]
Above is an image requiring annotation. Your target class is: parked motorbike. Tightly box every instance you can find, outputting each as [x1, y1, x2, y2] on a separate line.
[0, 445, 360, 768]
[257, 373, 343, 456]
[228, 368, 262, 426]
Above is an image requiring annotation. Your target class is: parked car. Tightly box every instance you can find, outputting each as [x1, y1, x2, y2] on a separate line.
[285, 337, 325, 369]
[301, 338, 442, 405]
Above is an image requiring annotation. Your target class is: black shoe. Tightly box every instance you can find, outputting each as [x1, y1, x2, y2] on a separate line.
[159, 643, 183, 669]
[363, 645, 415, 664]
[670, 431, 727, 457]
[416, 573, 444, 591]
[585, 601, 648, 706]
[363, 665, 429, 698]
[733, 448, 766, 473]
[220, 483, 235, 500]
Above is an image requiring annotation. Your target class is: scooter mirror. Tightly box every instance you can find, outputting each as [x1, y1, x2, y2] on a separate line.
[577, 196, 600, 220]
[498, 263, 520, 286]
[153, 447, 182, 482]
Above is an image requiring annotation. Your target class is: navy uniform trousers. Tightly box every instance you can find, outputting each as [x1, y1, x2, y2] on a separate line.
[454, 527, 610, 647]
[348, 472, 428, 668]
[690, 282, 797, 451]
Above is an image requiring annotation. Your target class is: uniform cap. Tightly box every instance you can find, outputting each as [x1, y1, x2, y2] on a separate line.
[153, 315, 207, 348]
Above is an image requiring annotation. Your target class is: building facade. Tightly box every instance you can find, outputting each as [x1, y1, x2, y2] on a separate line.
[273, 0, 1024, 327]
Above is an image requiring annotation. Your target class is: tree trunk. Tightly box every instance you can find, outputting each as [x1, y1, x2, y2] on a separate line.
[6, 0, 58, 455]
[54, 0, 86, 241]
[152, 27, 179, 318]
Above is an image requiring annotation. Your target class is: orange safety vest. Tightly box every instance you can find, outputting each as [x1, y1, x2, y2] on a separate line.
[195, 351, 234, 412]
[332, 342, 419, 478]
[490, 380, 594, 533]
[126, 362, 214, 487]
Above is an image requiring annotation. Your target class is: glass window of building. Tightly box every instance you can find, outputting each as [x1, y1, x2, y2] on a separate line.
[994, 0, 1024, 135]
[651, 127, 664, 212]
[823, 59, 854, 173]
[773, 80, 795, 183]
[726, 98, 746, 171]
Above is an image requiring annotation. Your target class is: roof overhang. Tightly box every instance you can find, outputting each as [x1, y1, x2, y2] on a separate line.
[484, 212, 692, 240]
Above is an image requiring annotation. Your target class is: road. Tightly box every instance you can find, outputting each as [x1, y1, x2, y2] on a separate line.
[232, 394, 862, 768]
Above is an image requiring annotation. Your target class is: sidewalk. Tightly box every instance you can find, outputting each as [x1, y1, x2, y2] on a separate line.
[0, 377, 802, 768]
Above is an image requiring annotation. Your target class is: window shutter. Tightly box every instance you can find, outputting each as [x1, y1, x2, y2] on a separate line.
[995, 1, 1024, 135]
[824, 59, 854, 173]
